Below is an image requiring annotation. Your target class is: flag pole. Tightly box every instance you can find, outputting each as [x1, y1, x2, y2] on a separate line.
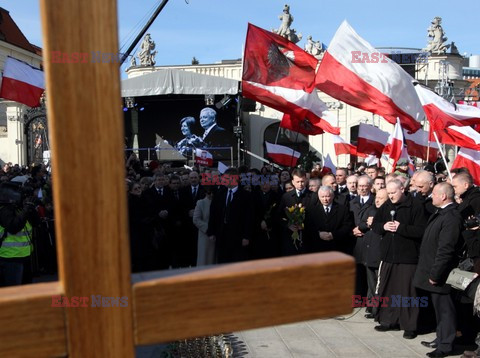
[290, 131, 300, 168]
[274, 122, 282, 145]
[432, 130, 452, 181]
[240, 148, 283, 170]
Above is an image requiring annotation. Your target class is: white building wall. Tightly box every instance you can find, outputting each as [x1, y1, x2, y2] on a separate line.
[0, 41, 42, 166]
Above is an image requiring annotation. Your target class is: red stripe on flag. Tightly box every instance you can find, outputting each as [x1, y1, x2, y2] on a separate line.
[316, 52, 421, 133]
[0, 77, 44, 107]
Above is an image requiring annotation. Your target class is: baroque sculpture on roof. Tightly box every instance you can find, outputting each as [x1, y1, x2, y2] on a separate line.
[422, 17, 450, 55]
[272, 4, 302, 44]
[304, 35, 325, 60]
[137, 33, 157, 66]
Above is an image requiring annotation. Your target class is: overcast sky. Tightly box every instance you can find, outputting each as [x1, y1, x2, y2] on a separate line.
[5, 0, 480, 70]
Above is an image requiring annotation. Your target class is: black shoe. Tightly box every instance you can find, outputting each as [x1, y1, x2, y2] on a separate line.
[364, 313, 375, 319]
[426, 349, 452, 357]
[374, 324, 400, 332]
[421, 341, 438, 349]
[403, 330, 417, 339]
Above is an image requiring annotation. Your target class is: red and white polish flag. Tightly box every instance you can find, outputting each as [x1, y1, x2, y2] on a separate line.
[332, 134, 364, 157]
[415, 85, 480, 127]
[404, 128, 439, 162]
[383, 119, 404, 167]
[323, 153, 337, 175]
[194, 149, 213, 167]
[356, 123, 389, 157]
[451, 148, 480, 186]
[315, 21, 423, 133]
[0, 57, 45, 107]
[265, 141, 301, 167]
[242, 23, 340, 135]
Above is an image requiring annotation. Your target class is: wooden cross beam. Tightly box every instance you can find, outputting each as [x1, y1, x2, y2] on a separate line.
[0, 0, 355, 356]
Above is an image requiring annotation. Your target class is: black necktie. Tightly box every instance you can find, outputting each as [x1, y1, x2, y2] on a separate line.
[325, 207, 329, 214]
[360, 197, 364, 206]
[227, 189, 233, 205]
[192, 187, 197, 198]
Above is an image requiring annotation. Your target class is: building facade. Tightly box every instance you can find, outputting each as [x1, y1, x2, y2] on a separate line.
[0, 7, 43, 166]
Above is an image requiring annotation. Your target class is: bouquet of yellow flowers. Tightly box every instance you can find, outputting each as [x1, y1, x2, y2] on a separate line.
[284, 203, 306, 249]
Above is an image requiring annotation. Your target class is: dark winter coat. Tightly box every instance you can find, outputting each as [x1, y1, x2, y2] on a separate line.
[372, 195, 426, 264]
[357, 205, 382, 268]
[413, 203, 463, 294]
[350, 194, 375, 263]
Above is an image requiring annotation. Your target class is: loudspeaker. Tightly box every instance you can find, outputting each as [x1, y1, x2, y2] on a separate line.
[241, 97, 256, 112]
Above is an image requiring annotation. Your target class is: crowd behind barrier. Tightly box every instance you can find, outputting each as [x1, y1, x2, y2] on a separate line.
[1, 155, 480, 357]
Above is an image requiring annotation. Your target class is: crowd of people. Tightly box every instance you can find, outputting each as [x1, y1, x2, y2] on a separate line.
[124, 154, 480, 358]
[2, 154, 480, 357]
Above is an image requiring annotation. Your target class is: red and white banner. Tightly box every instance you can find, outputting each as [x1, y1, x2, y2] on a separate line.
[315, 21, 423, 133]
[404, 128, 439, 162]
[430, 125, 480, 151]
[451, 148, 480, 186]
[383, 119, 404, 167]
[356, 123, 389, 157]
[265, 141, 301, 167]
[0, 57, 45, 107]
[332, 134, 364, 157]
[195, 149, 213, 167]
[242, 24, 340, 135]
[415, 85, 480, 128]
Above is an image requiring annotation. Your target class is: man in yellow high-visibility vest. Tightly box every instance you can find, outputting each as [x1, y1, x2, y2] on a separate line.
[0, 193, 39, 287]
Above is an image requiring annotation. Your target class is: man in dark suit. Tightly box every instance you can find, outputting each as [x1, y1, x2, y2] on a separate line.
[413, 170, 436, 220]
[335, 168, 349, 194]
[276, 168, 313, 256]
[350, 176, 375, 307]
[322, 173, 348, 206]
[142, 172, 172, 269]
[207, 168, 253, 263]
[200, 107, 226, 148]
[413, 183, 463, 358]
[179, 171, 206, 266]
[304, 185, 354, 254]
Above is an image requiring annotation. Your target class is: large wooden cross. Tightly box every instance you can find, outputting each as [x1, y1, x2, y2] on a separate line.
[0, 1, 355, 356]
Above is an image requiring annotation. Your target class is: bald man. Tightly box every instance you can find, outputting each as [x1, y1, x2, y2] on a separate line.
[413, 183, 462, 357]
[372, 179, 427, 339]
[414, 170, 436, 219]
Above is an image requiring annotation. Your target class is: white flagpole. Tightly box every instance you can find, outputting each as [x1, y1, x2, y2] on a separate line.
[240, 148, 283, 170]
[432, 130, 452, 181]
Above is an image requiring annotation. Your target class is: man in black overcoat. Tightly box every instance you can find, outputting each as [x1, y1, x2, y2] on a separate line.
[304, 185, 354, 255]
[276, 169, 313, 256]
[413, 182, 463, 358]
[207, 168, 253, 263]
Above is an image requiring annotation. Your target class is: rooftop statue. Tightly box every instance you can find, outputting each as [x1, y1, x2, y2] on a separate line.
[273, 4, 302, 44]
[137, 33, 157, 66]
[422, 17, 450, 55]
[305, 35, 325, 60]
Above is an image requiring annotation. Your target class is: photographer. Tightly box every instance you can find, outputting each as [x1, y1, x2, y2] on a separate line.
[0, 183, 40, 287]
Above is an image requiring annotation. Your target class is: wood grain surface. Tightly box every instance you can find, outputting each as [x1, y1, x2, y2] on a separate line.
[39, 0, 135, 356]
[0, 282, 66, 357]
[133, 252, 355, 345]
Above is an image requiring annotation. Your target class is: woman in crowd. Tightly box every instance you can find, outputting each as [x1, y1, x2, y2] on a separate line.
[193, 186, 216, 265]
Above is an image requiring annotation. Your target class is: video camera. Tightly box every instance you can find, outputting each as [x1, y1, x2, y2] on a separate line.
[0, 181, 34, 207]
